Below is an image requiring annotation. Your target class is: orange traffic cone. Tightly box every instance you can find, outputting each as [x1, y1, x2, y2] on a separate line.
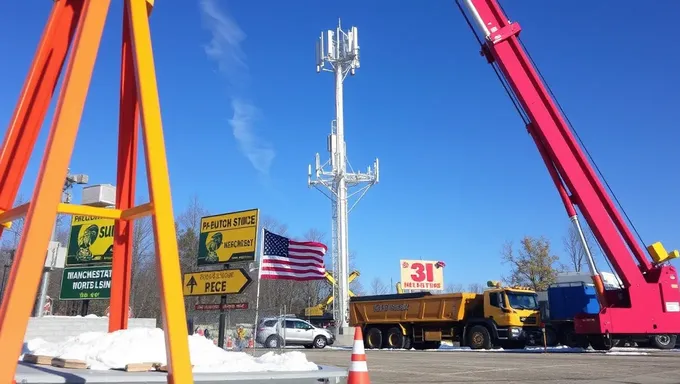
[347, 326, 370, 384]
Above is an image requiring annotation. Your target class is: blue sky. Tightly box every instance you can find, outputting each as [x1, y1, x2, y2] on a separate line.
[0, 0, 678, 290]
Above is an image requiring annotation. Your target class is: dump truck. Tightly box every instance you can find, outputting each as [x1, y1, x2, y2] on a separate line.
[349, 281, 543, 350]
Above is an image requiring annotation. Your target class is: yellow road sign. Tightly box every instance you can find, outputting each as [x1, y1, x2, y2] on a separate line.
[182, 268, 253, 296]
[197, 209, 259, 266]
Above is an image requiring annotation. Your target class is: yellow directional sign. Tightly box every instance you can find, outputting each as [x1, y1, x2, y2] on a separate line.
[197, 209, 259, 266]
[182, 268, 253, 296]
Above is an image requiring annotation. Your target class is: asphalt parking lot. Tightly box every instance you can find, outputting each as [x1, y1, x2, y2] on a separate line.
[296, 349, 680, 384]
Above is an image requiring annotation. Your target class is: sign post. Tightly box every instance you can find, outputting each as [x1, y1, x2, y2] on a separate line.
[182, 267, 253, 349]
[217, 265, 230, 349]
[188, 209, 259, 350]
[60, 214, 115, 314]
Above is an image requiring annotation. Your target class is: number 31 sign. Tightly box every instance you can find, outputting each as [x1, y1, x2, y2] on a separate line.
[400, 259, 445, 291]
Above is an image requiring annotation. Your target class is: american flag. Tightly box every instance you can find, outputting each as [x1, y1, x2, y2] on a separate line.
[260, 229, 327, 281]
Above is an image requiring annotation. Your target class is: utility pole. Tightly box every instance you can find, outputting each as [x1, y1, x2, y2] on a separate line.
[308, 19, 379, 335]
[35, 169, 88, 317]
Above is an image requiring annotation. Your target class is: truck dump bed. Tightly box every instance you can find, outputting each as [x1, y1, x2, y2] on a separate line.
[349, 292, 481, 326]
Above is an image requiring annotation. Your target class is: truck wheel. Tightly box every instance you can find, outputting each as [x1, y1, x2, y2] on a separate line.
[385, 327, 405, 349]
[365, 327, 383, 349]
[651, 334, 677, 350]
[589, 335, 614, 351]
[467, 325, 492, 350]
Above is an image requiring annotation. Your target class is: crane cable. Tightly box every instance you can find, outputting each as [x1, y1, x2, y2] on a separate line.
[454, 0, 647, 259]
[454, 0, 529, 126]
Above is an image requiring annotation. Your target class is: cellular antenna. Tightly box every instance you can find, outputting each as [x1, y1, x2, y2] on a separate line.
[308, 19, 379, 337]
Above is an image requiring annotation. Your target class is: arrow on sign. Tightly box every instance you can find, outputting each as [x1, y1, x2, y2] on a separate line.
[186, 276, 198, 294]
[182, 268, 253, 296]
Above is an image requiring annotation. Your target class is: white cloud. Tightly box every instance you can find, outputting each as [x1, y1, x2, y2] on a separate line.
[199, 0, 275, 175]
[229, 99, 275, 175]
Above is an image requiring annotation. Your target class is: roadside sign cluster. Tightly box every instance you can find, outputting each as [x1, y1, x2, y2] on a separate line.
[59, 215, 115, 300]
[183, 208, 259, 310]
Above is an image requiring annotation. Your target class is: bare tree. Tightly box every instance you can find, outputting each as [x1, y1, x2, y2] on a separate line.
[176, 194, 209, 232]
[445, 283, 463, 293]
[260, 215, 288, 236]
[369, 277, 388, 295]
[563, 225, 598, 272]
[467, 283, 485, 293]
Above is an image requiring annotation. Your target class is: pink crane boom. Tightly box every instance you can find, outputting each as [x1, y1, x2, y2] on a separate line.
[459, 0, 680, 349]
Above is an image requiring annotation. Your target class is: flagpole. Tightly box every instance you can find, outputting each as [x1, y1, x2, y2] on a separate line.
[252, 227, 265, 348]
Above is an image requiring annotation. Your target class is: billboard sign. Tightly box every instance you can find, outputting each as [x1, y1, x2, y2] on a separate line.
[65, 215, 115, 266]
[399, 259, 444, 291]
[197, 209, 259, 266]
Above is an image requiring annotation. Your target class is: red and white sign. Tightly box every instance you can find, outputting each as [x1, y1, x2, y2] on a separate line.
[194, 302, 249, 311]
[399, 259, 445, 291]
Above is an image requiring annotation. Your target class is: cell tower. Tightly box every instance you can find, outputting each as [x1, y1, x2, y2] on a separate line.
[308, 19, 379, 334]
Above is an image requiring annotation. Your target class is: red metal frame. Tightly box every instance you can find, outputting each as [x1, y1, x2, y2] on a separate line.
[109, 1, 139, 332]
[0, 1, 82, 240]
[466, 0, 680, 335]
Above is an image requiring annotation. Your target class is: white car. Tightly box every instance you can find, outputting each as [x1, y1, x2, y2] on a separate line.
[256, 316, 335, 349]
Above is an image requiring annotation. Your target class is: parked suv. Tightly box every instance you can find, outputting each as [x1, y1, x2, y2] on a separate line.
[256, 316, 334, 349]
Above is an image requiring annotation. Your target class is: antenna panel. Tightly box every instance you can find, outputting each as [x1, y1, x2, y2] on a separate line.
[347, 30, 354, 55]
[327, 30, 335, 60]
[351, 27, 359, 52]
[315, 37, 322, 67]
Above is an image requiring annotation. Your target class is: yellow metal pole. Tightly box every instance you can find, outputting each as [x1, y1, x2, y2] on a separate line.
[126, 0, 193, 382]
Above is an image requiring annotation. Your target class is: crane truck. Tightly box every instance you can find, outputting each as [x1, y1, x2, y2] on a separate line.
[456, 0, 680, 350]
[349, 281, 542, 350]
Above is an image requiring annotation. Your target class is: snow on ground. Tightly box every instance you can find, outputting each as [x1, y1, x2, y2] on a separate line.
[21, 328, 319, 372]
[329, 341, 655, 355]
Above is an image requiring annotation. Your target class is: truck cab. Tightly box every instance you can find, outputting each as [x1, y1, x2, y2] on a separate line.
[466, 282, 542, 348]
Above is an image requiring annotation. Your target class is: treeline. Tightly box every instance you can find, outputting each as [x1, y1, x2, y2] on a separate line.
[368, 225, 602, 294]
[0, 195, 364, 320]
[0, 193, 605, 320]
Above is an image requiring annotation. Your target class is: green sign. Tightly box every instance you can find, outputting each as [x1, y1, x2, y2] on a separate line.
[59, 266, 112, 300]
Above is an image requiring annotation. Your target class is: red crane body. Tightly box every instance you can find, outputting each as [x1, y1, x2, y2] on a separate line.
[463, 0, 680, 341]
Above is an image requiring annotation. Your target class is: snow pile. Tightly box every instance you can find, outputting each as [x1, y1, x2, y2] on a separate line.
[21, 328, 319, 372]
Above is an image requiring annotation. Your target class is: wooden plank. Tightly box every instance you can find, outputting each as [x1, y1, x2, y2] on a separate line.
[22, 354, 53, 365]
[51, 358, 88, 369]
[124, 362, 161, 372]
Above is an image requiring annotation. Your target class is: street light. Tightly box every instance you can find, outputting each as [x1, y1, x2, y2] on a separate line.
[63, 169, 89, 203]
[35, 169, 89, 317]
